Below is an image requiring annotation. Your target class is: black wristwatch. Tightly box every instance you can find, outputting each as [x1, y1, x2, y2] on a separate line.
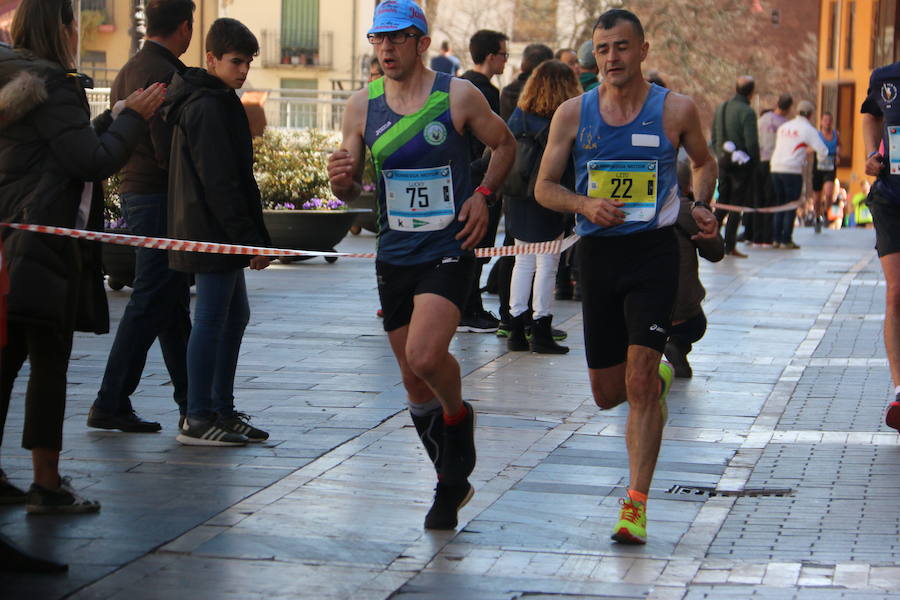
[691, 200, 712, 212]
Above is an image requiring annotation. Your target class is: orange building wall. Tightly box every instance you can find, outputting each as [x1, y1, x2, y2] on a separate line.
[817, 0, 878, 196]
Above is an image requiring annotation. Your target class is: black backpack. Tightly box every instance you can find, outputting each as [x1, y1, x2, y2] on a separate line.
[501, 119, 551, 199]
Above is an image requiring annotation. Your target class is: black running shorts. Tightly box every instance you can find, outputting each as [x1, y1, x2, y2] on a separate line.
[868, 190, 900, 258]
[376, 254, 475, 332]
[813, 168, 836, 192]
[578, 227, 679, 369]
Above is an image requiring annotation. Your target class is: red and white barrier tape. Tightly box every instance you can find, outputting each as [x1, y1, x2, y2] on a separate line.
[713, 199, 804, 214]
[0, 223, 579, 259]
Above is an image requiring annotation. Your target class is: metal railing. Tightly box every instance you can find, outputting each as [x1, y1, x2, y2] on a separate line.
[82, 66, 119, 88]
[87, 87, 112, 118]
[260, 30, 334, 69]
[253, 87, 353, 132]
[85, 86, 356, 133]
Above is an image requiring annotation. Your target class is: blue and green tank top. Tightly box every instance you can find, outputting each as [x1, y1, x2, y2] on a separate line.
[364, 72, 473, 265]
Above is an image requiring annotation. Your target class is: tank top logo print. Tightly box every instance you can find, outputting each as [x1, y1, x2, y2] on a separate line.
[423, 121, 447, 145]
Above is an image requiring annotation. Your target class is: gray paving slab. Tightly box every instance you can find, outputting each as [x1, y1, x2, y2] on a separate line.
[4, 227, 900, 599]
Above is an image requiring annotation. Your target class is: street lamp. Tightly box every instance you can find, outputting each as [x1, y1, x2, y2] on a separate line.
[131, 0, 146, 55]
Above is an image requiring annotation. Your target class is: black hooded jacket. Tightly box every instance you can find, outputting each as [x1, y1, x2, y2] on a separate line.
[0, 45, 145, 332]
[161, 67, 269, 273]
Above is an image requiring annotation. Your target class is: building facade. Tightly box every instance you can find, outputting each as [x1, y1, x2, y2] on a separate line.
[818, 0, 899, 194]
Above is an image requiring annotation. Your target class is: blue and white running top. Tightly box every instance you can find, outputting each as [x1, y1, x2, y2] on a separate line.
[572, 83, 679, 237]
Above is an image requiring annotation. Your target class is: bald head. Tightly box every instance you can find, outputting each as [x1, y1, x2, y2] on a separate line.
[736, 75, 755, 97]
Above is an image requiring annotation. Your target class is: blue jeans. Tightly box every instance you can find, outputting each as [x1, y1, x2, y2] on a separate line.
[186, 269, 250, 421]
[771, 173, 803, 244]
[94, 193, 191, 416]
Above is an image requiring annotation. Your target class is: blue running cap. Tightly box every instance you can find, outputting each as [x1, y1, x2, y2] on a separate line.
[368, 0, 429, 36]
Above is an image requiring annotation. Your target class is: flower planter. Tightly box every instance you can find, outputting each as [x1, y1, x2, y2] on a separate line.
[102, 228, 135, 290]
[262, 209, 371, 263]
[348, 191, 379, 234]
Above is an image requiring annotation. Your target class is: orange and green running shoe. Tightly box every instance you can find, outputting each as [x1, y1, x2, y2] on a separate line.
[658, 360, 673, 424]
[611, 497, 647, 544]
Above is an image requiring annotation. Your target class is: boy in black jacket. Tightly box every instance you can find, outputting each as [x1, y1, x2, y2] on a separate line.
[162, 18, 271, 446]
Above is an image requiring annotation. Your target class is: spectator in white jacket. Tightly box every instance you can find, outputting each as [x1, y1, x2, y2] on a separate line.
[769, 100, 829, 249]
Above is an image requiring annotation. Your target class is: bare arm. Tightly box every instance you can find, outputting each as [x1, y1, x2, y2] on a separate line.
[453, 80, 516, 197]
[328, 89, 368, 202]
[671, 93, 718, 239]
[450, 79, 516, 248]
[863, 112, 884, 177]
[534, 98, 627, 226]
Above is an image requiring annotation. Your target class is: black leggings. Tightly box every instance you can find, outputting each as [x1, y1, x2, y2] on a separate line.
[1, 321, 74, 452]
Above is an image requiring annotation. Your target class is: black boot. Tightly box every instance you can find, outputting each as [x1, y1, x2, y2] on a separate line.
[410, 408, 444, 472]
[530, 316, 569, 354]
[507, 314, 529, 351]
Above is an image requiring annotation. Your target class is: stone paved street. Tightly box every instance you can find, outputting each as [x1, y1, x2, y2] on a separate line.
[3, 226, 900, 600]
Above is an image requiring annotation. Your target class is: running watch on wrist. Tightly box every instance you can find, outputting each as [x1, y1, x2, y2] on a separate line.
[691, 200, 711, 212]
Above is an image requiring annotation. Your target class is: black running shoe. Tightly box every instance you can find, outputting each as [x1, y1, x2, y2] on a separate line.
[664, 340, 693, 378]
[424, 480, 474, 530]
[457, 310, 499, 333]
[0, 469, 26, 505]
[87, 406, 162, 433]
[26, 477, 101, 515]
[441, 401, 476, 483]
[176, 417, 248, 446]
[219, 412, 269, 442]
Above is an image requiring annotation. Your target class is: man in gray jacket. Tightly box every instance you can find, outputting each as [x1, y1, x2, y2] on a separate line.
[711, 75, 759, 258]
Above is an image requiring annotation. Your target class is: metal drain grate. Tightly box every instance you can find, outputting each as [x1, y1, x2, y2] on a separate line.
[665, 484, 793, 498]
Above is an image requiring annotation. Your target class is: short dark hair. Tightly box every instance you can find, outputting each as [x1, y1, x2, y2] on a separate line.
[736, 79, 755, 97]
[555, 48, 575, 59]
[146, 0, 195, 38]
[822, 111, 833, 118]
[521, 43, 553, 74]
[776, 93, 793, 111]
[594, 8, 645, 40]
[469, 30, 508, 65]
[440, 40, 450, 52]
[206, 18, 259, 58]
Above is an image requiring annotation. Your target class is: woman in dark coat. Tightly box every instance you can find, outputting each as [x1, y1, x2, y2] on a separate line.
[504, 60, 580, 354]
[0, 0, 164, 516]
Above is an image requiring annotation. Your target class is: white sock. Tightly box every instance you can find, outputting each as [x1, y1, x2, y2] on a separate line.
[894, 385, 900, 397]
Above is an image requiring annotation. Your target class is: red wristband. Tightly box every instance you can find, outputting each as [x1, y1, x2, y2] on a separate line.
[475, 185, 493, 197]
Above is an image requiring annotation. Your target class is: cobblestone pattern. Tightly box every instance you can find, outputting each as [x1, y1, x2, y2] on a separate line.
[777, 366, 892, 431]
[707, 443, 900, 563]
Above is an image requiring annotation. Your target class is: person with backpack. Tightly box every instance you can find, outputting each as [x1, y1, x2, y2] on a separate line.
[503, 60, 580, 353]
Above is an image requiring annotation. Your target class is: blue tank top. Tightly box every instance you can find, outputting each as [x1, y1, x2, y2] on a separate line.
[364, 72, 472, 265]
[817, 130, 839, 170]
[572, 83, 679, 237]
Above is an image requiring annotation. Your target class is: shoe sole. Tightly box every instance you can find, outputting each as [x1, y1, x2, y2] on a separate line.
[456, 326, 499, 333]
[611, 527, 646, 544]
[87, 422, 162, 433]
[26, 504, 101, 515]
[886, 404, 900, 431]
[176, 433, 247, 446]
